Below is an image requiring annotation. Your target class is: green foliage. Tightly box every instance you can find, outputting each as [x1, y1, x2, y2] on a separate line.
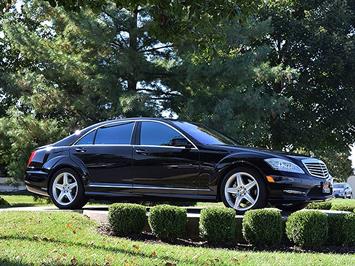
[331, 203, 355, 212]
[242, 208, 282, 247]
[343, 213, 355, 246]
[148, 205, 187, 240]
[286, 210, 328, 247]
[108, 203, 147, 236]
[0, 109, 66, 179]
[306, 201, 332, 210]
[259, 0, 355, 177]
[0, 0, 353, 181]
[327, 214, 346, 246]
[199, 207, 236, 244]
[0, 196, 10, 207]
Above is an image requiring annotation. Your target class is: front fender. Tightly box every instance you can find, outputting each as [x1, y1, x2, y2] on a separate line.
[216, 152, 268, 178]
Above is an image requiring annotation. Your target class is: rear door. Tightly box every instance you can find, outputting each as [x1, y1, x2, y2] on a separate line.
[70, 122, 135, 190]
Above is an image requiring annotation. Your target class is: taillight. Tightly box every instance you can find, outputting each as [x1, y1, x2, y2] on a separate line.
[27, 151, 36, 166]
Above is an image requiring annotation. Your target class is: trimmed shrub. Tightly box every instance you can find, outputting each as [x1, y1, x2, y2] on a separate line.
[286, 210, 328, 247]
[306, 201, 332, 210]
[0, 196, 10, 207]
[331, 204, 355, 212]
[243, 208, 282, 247]
[108, 203, 147, 236]
[343, 213, 355, 246]
[199, 207, 236, 244]
[149, 205, 187, 240]
[327, 213, 346, 246]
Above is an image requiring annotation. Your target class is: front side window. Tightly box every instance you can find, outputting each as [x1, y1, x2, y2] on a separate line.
[95, 122, 134, 145]
[173, 121, 236, 145]
[140, 121, 188, 147]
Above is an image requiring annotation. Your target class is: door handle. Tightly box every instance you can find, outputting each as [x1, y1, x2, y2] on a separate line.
[135, 149, 148, 155]
[75, 147, 87, 153]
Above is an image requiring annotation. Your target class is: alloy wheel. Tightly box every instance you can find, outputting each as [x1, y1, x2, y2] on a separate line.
[52, 172, 78, 206]
[224, 172, 260, 211]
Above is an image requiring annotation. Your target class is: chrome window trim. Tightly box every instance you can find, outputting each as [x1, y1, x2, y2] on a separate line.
[73, 121, 136, 146]
[72, 119, 198, 149]
[71, 143, 197, 150]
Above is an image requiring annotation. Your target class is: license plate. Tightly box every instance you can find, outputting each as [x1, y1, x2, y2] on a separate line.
[322, 182, 331, 193]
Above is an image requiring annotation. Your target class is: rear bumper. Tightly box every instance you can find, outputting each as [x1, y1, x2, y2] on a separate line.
[267, 173, 333, 204]
[24, 169, 49, 196]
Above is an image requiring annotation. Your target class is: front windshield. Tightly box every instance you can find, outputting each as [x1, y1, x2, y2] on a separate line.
[173, 121, 237, 145]
[334, 184, 344, 188]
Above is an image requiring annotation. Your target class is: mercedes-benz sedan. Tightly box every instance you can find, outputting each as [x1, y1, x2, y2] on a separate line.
[25, 118, 333, 212]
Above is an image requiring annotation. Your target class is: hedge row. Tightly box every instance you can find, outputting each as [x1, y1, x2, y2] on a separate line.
[108, 204, 355, 247]
[306, 200, 355, 212]
[108, 203, 187, 240]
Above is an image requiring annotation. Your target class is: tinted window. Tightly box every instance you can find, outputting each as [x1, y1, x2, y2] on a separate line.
[173, 121, 236, 145]
[140, 122, 187, 146]
[76, 130, 96, 145]
[95, 123, 134, 144]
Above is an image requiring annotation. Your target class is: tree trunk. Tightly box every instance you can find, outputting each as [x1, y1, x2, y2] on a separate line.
[127, 6, 139, 92]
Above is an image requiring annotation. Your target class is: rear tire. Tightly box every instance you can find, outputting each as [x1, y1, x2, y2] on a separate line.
[275, 202, 309, 212]
[49, 168, 87, 210]
[220, 167, 267, 214]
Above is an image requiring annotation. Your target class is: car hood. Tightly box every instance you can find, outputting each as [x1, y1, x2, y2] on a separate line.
[211, 144, 311, 162]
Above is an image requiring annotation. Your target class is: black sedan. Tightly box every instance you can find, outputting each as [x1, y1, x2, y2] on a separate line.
[25, 118, 333, 212]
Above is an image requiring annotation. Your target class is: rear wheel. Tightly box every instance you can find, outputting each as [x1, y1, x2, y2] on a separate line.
[49, 168, 87, 209]
[220, 167, 267, 214]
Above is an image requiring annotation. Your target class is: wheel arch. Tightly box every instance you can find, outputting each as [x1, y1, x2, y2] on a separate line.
[45, 158, 88, 192]
[216, 160, 267, 200]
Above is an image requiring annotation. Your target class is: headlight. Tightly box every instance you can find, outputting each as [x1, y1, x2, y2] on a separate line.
[265, 158, 305, 174]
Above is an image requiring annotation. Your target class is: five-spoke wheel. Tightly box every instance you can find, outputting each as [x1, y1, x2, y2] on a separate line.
[49, 168, 87, 209]
[221, 168, 267, 213]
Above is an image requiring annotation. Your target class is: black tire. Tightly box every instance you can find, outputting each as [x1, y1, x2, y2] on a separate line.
[275, 202, 309, 212]
[220, 167, 267, 214]
[49, 168, 87, 210]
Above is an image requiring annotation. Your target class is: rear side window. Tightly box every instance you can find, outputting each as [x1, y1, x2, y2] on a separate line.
[140, 121, 186, 146]
[95, 123, 134, 145]
[76, 130, 96, 145]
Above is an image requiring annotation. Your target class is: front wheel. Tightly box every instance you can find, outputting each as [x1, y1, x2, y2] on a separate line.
[220, 167, 267, 214]
[49, 168, 87, 209]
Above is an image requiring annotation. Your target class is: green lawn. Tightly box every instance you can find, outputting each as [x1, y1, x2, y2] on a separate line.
[1, 194, 355, 211]
[0, 212, 354, 265]
[0, 194, 50, 207]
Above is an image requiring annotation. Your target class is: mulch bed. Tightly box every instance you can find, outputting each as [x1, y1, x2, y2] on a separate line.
[97, 224, 355, 254]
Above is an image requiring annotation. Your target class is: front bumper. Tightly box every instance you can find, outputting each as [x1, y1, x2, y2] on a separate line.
[267, 173, 333, 204]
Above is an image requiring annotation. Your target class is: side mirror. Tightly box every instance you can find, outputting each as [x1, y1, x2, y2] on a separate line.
[171, 138, 193, 148]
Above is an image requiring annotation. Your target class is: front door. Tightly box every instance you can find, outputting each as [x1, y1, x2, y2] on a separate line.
[131, 121, 200, 195]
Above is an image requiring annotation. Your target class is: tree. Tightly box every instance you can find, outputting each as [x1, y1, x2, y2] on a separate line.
[0, 0, 261, 178]
[259, 0, 354, 179]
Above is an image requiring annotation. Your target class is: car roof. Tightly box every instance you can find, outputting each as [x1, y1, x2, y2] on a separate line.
[53, 117, 185, 147]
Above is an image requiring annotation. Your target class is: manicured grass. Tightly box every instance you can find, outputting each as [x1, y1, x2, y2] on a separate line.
[0, 194, 50, 207]
[0, 212, 354, 265]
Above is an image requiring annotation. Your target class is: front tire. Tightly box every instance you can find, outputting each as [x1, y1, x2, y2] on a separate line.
[49, 168, 87, 209]
[220, 167, 267, 214]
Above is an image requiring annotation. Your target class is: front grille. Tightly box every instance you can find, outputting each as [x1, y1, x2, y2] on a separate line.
[302, 158, 329, 179]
